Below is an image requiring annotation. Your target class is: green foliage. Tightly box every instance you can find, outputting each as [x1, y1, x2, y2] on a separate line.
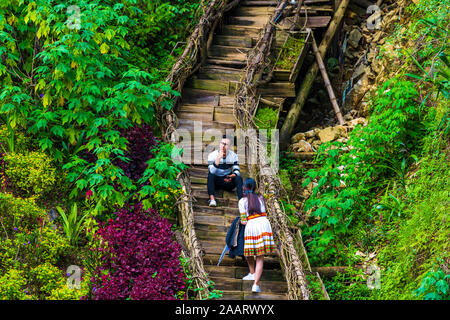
[415, 262, 450, 300]
[324, 268, 372, 300]
[0, 0, 180, 207]
[275, 34, 305, 70]
[302, 77, 423, 264]
[179, 255, 223, 300]
[0, 124, 33, 153]
[138, 143, 187, 218]
[0, 192, 85, 300]
[3, 151, 57, 201]
[0, 268, 27, 299]
[56, 203, 88, 246]
[254, 107, 278, 130]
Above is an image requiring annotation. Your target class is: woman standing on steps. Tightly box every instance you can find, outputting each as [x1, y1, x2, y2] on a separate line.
[239, 178, 275, 293]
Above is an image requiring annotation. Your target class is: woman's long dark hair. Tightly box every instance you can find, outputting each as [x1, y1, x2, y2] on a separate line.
[243, 178, 262, 215]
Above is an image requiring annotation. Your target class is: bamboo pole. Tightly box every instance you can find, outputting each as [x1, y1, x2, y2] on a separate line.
[310, 32, 345, 125]
[279, 0, 350, 149]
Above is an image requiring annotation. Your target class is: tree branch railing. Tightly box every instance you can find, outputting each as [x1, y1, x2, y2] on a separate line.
[156, 0, 242, 300]
[233, 0, 313, 300]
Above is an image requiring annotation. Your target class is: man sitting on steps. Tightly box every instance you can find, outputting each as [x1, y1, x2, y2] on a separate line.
[207, 135, 243, 207]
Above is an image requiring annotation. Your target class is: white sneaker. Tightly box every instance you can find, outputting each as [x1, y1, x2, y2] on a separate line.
[242, 273, 255, 281]
[252, 284, 261, 293]
[208, 199, 217, 207]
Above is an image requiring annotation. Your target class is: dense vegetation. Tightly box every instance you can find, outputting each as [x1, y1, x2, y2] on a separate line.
[0, 0, 447, 301]
[0, 0, 199, 300]
[282, 0, 449, 300]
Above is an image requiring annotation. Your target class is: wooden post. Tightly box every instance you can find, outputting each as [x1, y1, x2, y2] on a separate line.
[310, 32, 345, 125]
[279, 0, 350, 149]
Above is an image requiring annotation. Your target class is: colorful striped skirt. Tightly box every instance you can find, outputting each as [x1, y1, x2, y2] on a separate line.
[244, 215, 275, 256]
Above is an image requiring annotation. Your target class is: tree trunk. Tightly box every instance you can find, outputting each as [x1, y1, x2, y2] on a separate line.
[311, 34, 345, 125]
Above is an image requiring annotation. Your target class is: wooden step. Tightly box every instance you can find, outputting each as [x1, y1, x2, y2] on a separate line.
[177, 111, 213, 122]
[195, 222, 229, 233]
[209, 45, 251, 57]
[213, 35, 253, 48]
[218, 290, 288, 300]
[203, 254, 281, 269]
[177, 119, 235, 131]
[178, 104, 215, 113]
[206, 265, 285, 282]
[210, 276, 287, 294]
[195, 215, 230, 228]
[221, 25, 262, 37]
[194, 205, 239, 216]
[196, 229, 227, 240]
[199, 65, 243, 82]
[186, 78, 295, 98]
[206, 57, 247, 67]
[185, 78, 239, 95]
[234, 5, 332, 16]
[231, 15, 331, 28]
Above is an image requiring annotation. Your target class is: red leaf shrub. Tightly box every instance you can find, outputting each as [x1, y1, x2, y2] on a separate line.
[81, 124, 158, 182]
[115, 124, 158, 181]
[89, 202, 185, 300]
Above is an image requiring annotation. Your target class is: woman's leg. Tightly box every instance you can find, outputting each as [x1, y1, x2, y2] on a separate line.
[246, 256, 255, 274]
[254, 255, 264, 286]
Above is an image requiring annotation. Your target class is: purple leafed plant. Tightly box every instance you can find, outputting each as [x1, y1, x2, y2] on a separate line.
[115, 124, 158, 182]
[89, 202, 186, 300]
[81, 124, 158, 182]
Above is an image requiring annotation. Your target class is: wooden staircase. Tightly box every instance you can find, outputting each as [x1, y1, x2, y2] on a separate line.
[175, 0, 333, 300]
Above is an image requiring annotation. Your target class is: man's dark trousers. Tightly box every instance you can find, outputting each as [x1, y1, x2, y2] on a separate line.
[207, 173, 243, 200]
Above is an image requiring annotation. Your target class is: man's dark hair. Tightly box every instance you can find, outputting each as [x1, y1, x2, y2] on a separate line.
[222, 134, 233, 142]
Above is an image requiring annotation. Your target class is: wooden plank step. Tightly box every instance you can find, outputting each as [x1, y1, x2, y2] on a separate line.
[191, 192, 239, 207]
[220, 25, 262, 37]
[257, 82, 296, 97]
[231, 15, 331, 28]
[177, 119, 236, 130]
[178, 104, 214, 113]
[181, 88, 219, 105]
[196, 228, 227, 237]
[186, 78, 296, 98]
[177, 111, 213, 122]
[205, 265, 285, 281]
[199, 65, 243, 82]
[234, 5, 332, 16]
[194, 205, 239, 215]
[195, 214, 228, 227]
[206, 57, 247, 67]
[203, 254, 281, 269]
[209, 45, 251, 56]
[210, 276, 287, 294]
[218, 290, 288, 300]
[241, 0, 330, 5]
[195, 222, 228, 233]
[213, 35, 253, 48]
[185, 78, 239, 95]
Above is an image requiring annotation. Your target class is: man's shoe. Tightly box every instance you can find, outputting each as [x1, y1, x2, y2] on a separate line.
[208, 199, 217, 207]
[242, 273, 255, 281]
[252, 284, 261, 293]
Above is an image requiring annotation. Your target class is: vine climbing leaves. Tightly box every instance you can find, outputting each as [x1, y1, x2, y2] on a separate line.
[0, 1, 179, 204]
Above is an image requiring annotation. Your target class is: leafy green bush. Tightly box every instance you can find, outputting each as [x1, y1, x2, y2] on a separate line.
[302, 78, 422, 264]
[138, 143, 187, 218]
[0, 192, 80, 300]
[0, 268, 28, 300]
[415, 263, 450, 300]
[3, 151, 57, 201]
